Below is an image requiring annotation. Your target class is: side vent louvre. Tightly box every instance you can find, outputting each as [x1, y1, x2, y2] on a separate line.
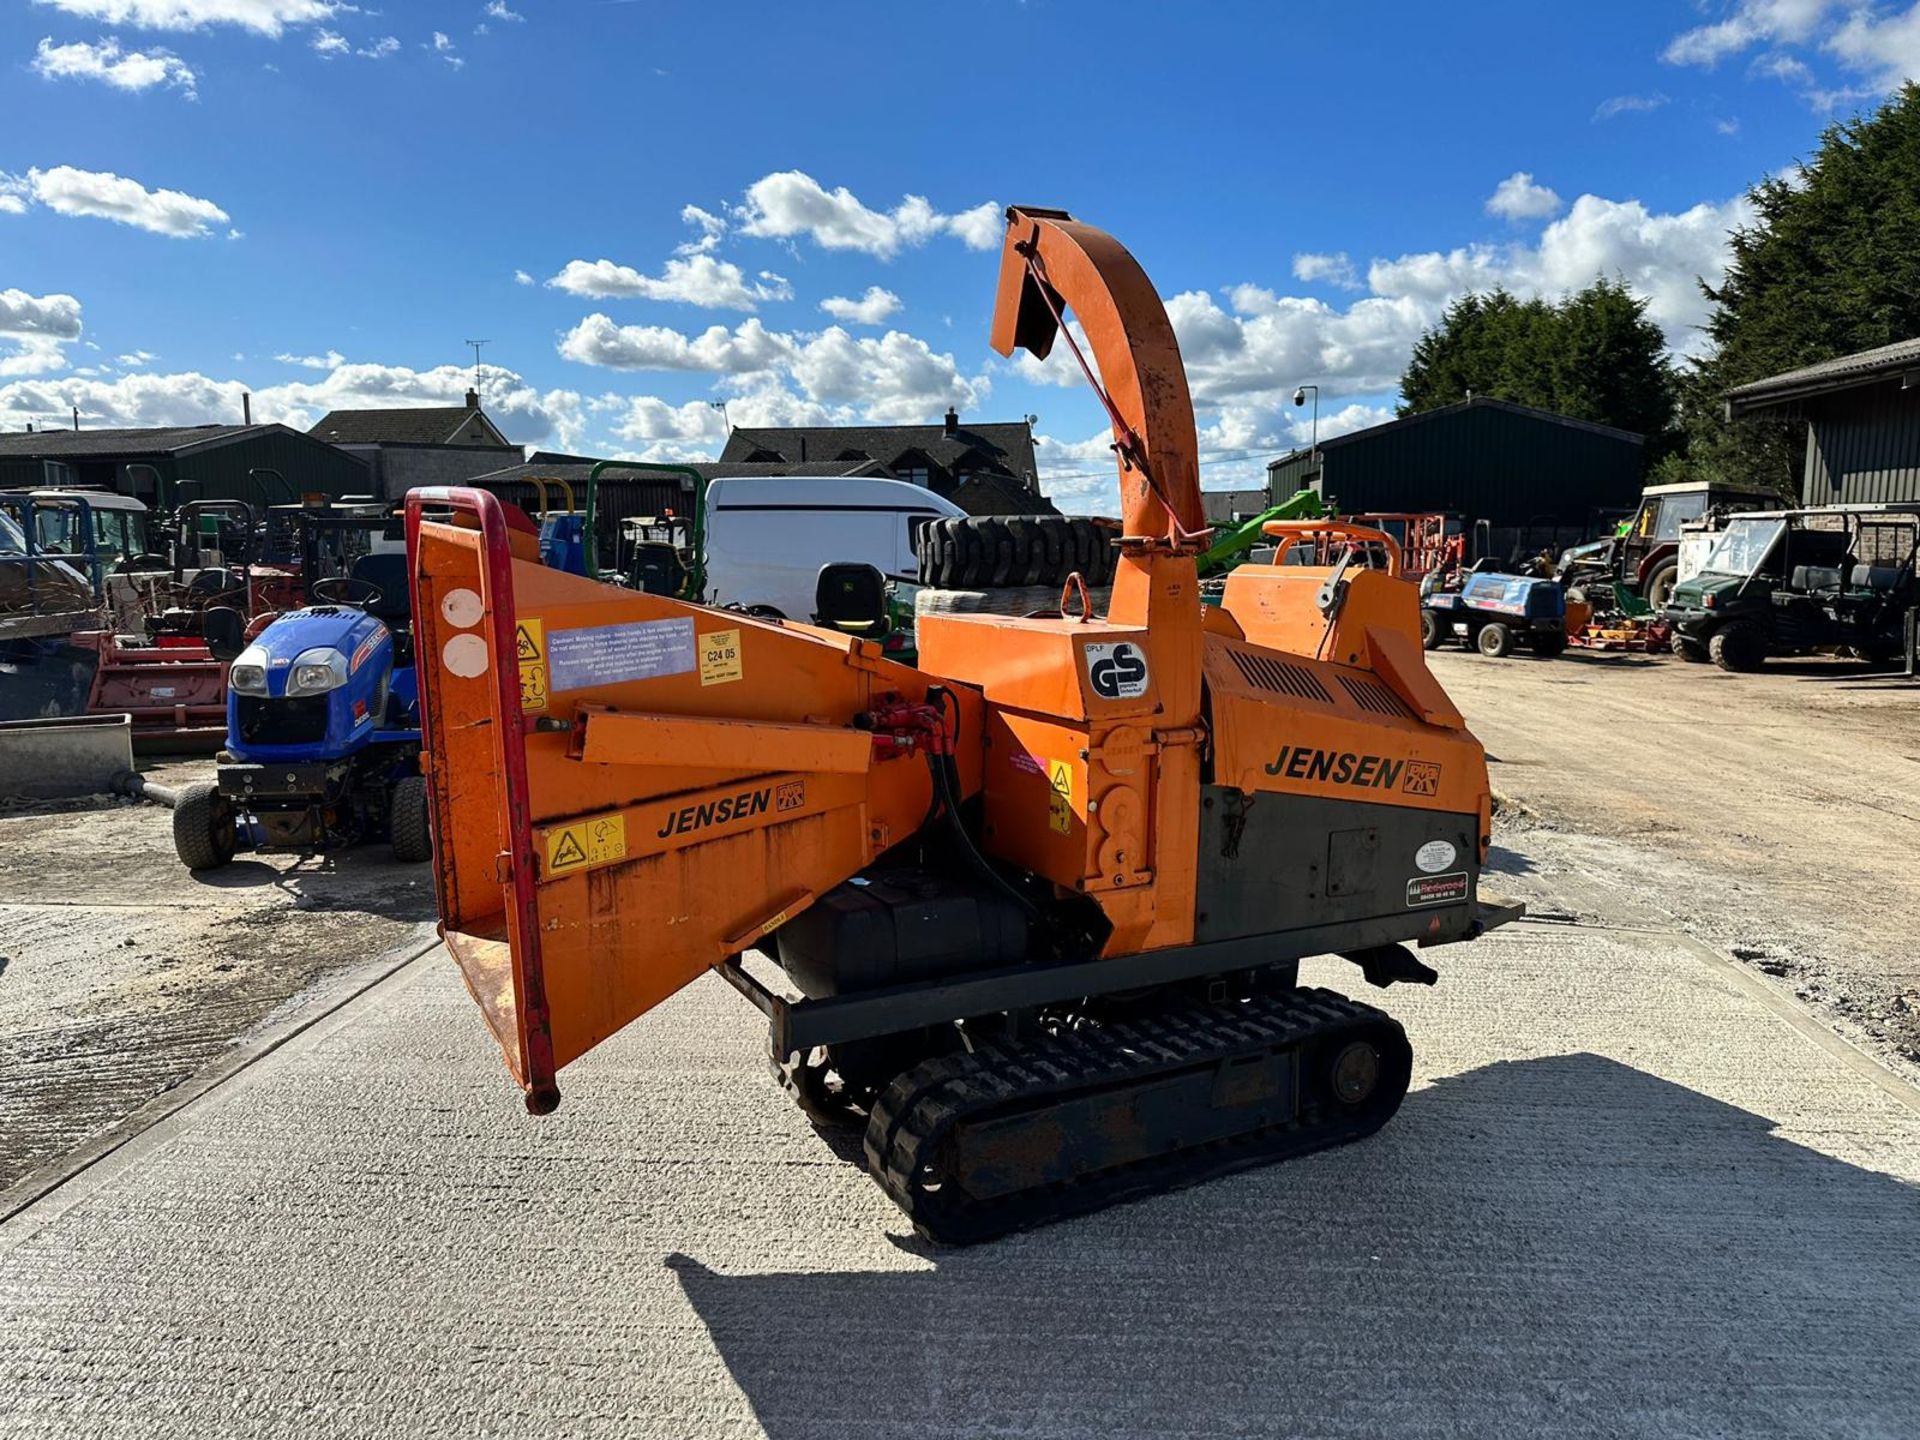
[1227, 649, 1332, 704]
[1338, 673, 1417, 719]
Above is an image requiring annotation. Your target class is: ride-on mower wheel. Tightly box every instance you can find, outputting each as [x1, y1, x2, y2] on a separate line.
[1671, 633, 1709, 663]
[1476, 622, 1514, 658]
[1709, 620, 1766, 673]
[1419, 609, 1443, 650]
[174, 780, 236, 871]
[1643, 560, 1679, 611]
[390, 774, 433, 863]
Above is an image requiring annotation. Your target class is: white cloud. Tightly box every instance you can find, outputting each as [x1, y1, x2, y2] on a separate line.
[309, 27, 346, 55]
[358, 34, 398, 58]
[0, 288, 83, 341]
[484, 1, 523, 19]
[274, 348, 344, 370]
[609, 395, 727, 444]
[427, 31, 462, 67]
[547, 254, 793, 310]
[1593, 92, 1670, 121]
[1750, 51, 1816, 82]
[1663, 0, 1838, 65]
[117, 349, 154, 365]
[1485, 171, 1564, 221]
[0, 359, 590, 448]
[735, 172, 1000, 258]
[3, 164, 230, 238]
[1826, 3, 1920, 88]
[31, 0, 338, 35]
[676, 204, 726, 255]
[819, 286, 903, 325]
[513, 268, 534, 286]
[0, 288, 84, 379]
[558, 315, 985, 426]
[32, 36, 198, 95]
[1291, 252, 1360, 289]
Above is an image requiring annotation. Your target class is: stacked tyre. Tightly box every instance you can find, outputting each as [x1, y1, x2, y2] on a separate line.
[915, 515, 1117, 618]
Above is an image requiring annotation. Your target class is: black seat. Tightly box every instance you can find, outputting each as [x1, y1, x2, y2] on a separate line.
[812, 562, 890, 640]
[1852, 564, 1904, 593]
[349, 552, 412, 626]
[1791, 564, 1847, 593]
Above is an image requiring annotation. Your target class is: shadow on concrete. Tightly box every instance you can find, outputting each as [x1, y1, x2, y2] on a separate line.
[1484, 843, 1539, 877]
[669, 1053, 1918, 1438]
[187, 849, 436, 923]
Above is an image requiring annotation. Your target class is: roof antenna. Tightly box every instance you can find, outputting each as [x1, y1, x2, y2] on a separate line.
[465, 339, 490, 398]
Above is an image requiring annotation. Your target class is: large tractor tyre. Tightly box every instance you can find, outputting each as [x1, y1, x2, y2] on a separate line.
[390, 774, 433, 863]
[1709, 620, 1767, 673]
[173, 780, 236, 872]
[1643, 560, 1680, 612]
[919, 516, 1113, 590]
[1419, 609, 1443, 650]
[1476, 622, 1515, 658]
[1670, 633, 1710, 663]
[916, 584, 1113, 619]
[1531, 632, 1568, 658]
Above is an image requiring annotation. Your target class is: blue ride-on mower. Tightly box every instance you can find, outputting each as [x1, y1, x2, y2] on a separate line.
[172, 552, 432, 870]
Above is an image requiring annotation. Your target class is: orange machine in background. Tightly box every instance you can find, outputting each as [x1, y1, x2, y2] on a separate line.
[407, 205, 1515, 1244]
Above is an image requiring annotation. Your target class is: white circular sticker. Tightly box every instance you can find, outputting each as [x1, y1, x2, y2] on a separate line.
[441, 587, 484, 629]
[1415, 840, 1456, 874]
[441, 632, 490, 678]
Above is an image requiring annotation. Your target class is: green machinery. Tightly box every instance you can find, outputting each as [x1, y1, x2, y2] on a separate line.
[1197, 488, 1326, 579]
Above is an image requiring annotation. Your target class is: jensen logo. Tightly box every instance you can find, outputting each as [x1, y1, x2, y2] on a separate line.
[1264, 745, 1406, 790]
[1086, 641, 1150, 700]
[656, 786, 771, 839]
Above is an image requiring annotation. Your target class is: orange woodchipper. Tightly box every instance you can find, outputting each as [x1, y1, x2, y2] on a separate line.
[404, 206, 1516, 1243]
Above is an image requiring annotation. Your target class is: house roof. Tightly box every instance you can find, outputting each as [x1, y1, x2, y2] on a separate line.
[309, 406, 509, 447]
[1266, 395, 1645, 470]
[1726, 336, 1920, 416]
[719, 420, 1039, 482]
[0, 424, 256, 458]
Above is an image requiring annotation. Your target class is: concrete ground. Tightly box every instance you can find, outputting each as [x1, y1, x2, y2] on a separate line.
[0, 758, 436, 1192]
[1430, 646, 1920, 1080]
[2, 873, 1917, 1437]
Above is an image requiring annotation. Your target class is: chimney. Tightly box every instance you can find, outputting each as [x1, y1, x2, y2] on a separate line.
[465, 387, 480, 410]
[72, 406, 79, 432]
[242, 392, 252, 425]
[943, 406, 959, 436]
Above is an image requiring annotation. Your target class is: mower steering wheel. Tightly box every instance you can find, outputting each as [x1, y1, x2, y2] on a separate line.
[309, 575, 383, 609]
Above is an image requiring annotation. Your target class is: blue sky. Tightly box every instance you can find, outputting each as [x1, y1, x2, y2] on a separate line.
[2, 0, 1917, 509]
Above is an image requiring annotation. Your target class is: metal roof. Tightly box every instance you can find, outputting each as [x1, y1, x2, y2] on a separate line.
[1726, 336, 1920, 415]
[1266, 396, 1644, 468]
[0, 424, 253, 457]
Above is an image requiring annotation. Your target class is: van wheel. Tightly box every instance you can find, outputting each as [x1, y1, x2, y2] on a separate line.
[1419, 610, 1442, 650]
[174, 780, 237, 871]
[1709, 621, 1766, 673]
[1477, 622, 1514, 658]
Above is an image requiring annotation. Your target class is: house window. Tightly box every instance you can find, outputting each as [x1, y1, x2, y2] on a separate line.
[41, 460, 76, 487]
[897, 467, 930, 487]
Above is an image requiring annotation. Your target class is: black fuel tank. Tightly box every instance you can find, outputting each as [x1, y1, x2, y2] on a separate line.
[772, 869, 1030, 998]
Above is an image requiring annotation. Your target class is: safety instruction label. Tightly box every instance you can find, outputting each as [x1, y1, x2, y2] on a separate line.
[698, 628, 743, 687]
[547, 813, 627, 875]
[516, 618, 547, 713]
[1047, 759, 1074, 834]
[548, 617, 695, 693]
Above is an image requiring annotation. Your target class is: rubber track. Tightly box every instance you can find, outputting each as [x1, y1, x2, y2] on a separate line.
[863, 986, 1409, 1245]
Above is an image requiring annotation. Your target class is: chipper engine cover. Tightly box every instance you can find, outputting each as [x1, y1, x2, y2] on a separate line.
[406, 206, 1513, 1244]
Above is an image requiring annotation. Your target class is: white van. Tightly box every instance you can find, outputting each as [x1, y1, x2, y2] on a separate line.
[701, 475, 966, 619]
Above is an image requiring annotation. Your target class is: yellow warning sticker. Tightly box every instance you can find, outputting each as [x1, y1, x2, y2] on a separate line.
[698, 628, 743, 687]
[547, 813, 627, 875]
[1047, 758, 1074, 834]
[516, 617, 547, 713]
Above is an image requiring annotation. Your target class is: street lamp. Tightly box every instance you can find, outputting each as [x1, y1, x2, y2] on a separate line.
[708, 400, 730, 433]
[1292, 384, 1320, 497]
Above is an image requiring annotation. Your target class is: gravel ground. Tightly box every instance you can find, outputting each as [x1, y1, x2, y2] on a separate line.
[0, 758, 437, 1193]
[1432, 646, 1920, 1082]
[1, 909, 1915, 1438]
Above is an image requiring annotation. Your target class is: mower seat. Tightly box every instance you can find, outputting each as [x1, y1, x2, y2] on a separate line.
[349, 553, 412, 626]
[812, 562, 890, 640]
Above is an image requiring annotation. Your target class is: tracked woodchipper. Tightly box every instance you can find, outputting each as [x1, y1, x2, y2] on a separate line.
[405, 206, 1516, 1243]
